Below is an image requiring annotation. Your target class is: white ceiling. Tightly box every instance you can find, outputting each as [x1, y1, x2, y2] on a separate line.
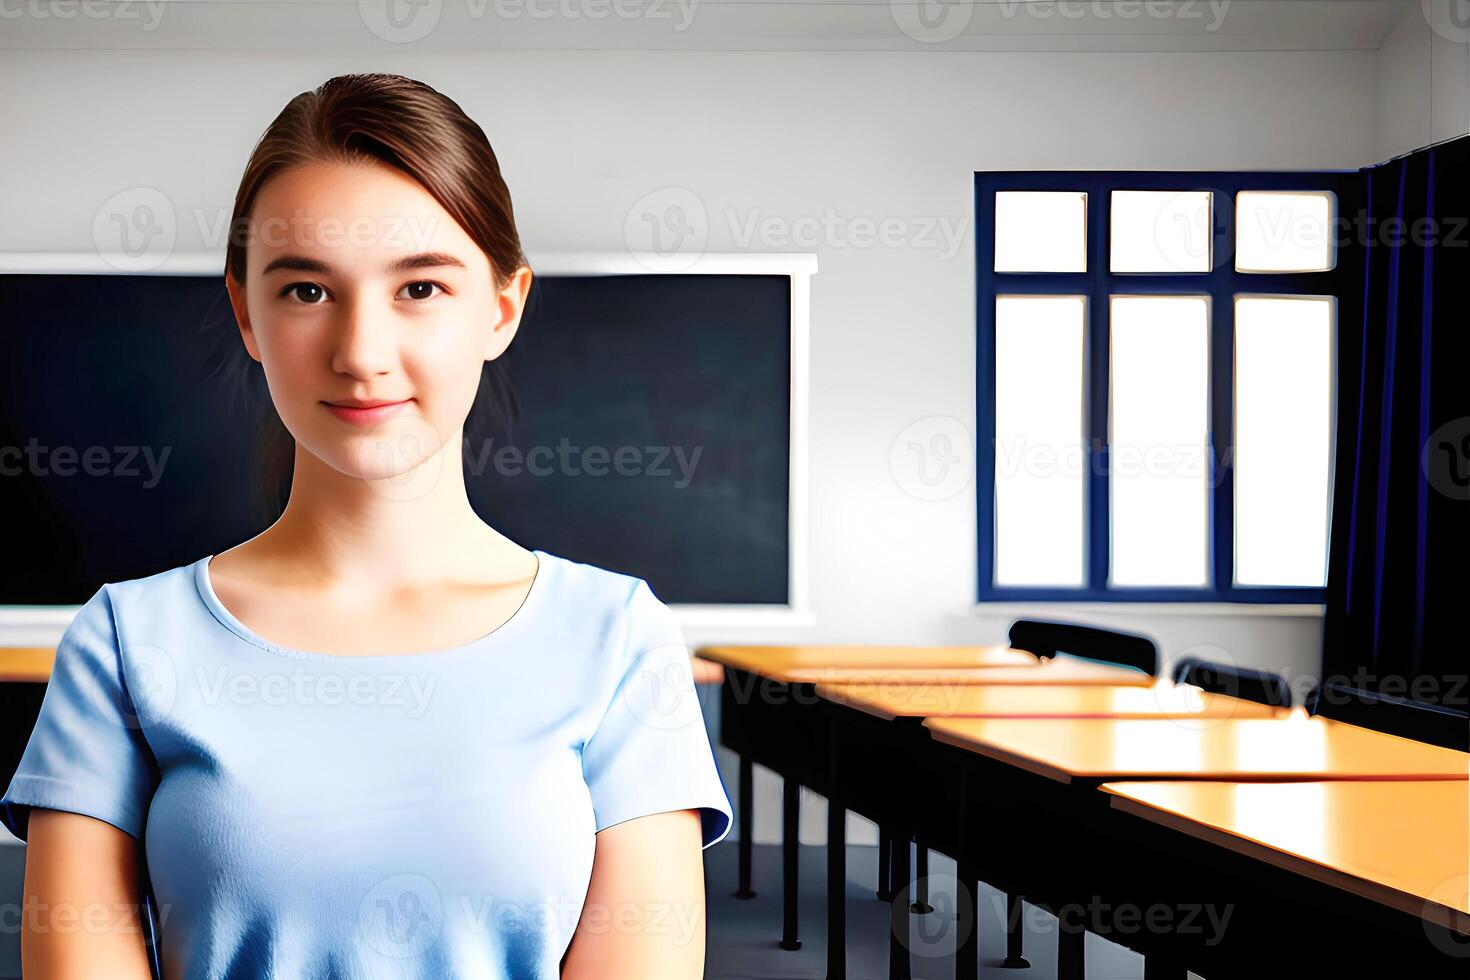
[0, 0, 1416, 52]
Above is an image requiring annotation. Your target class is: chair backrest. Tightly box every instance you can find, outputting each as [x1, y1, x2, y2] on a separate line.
[1170, 657, 1293, 708]
[1306, 681, 1469, 752]
[1007, 619, 1158, 676]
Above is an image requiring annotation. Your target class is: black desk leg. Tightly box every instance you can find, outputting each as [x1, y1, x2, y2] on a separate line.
[734, 754, 755, 899]
[877, 825, 892, 900]
[826, 793, 846, 979]
[954, 855, 980, 980]
[888, 828, 912, 980]
[910, 835, 933, 914]
[780, 778, 802, 950]
[1003, 893, 1030, 968]
[1057, 913, 1086, 980]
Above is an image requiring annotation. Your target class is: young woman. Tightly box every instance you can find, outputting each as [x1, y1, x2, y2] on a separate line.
[1, 73, 732, 979]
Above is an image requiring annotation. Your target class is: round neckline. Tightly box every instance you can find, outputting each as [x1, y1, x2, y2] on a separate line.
[194, 549, 551, 662]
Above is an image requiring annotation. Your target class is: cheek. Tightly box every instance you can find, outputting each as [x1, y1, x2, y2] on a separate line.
[407, 321, 492, 402]
[257, 327, 327, 396]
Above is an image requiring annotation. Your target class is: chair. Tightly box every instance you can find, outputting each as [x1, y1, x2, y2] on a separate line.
[1008, 619, 1159, 676]
[921, 620, 1160, 973]
[1171, 657, 1293, 708]
[1006, 620, 1158, 967]
[1306, 681, 1469, 752]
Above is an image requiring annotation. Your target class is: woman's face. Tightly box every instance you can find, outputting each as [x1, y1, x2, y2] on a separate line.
[225, 158, 531, 482]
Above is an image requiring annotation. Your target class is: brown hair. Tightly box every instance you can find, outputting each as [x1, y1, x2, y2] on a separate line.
[219, 73, 528, 517]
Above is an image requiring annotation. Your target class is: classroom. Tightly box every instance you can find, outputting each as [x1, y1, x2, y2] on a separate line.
[0, 2, 1466, 978]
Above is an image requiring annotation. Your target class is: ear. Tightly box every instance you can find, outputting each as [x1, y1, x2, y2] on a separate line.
[484, 265, 534, 361]
[225, 269, 263, 363]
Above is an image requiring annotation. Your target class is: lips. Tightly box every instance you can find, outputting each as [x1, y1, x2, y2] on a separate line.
[321, 399, 412, 426]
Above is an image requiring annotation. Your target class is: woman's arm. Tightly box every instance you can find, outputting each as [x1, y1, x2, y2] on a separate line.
[19, 808, 155, 979]
[561, 808, 708, 979]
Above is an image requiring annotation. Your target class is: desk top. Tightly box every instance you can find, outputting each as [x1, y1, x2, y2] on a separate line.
[780, 660, 1152, 687]
[0, 648, 52, 684]
[1101, 779, 1470, 933]
[819, 680, 1284, 721]
[694, 644, 1039, 682]
[924, 715, 1470, 784]
[1, 646, 733, 688]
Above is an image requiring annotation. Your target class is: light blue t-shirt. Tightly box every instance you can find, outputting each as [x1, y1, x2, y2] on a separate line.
[1, 548, 732, 979]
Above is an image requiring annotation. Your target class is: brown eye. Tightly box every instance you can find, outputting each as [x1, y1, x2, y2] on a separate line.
[281, 282, 326, 304]
[398, 280, 445, 301]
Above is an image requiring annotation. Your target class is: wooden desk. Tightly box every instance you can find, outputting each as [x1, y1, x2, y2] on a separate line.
[0, 648, 52, 684]
[925, 714, 1470, 784]
[4, 646, 733, 687]
[1100, 779, 1470, 935]
[819, 679, 1285, 721]
[780, 659, 1151, 686]
[696, 643, 1037, 681]
[718, 659, 1470, 979]
[917, 716, 1469, 977]
[697, 643, 1163, 689]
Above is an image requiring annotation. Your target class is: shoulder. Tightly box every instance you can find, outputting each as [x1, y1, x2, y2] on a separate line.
[88, 555, 209, 631]
[537, 549, 667, 619]
[536, 550, 683, 663]
[45, 557, 215, 674]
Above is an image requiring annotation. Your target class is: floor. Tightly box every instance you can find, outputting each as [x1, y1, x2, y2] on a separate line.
[704, 840, 1165, 980]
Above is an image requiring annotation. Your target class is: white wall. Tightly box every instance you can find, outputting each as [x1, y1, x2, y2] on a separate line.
[0, 45, 1379, 843]
[1378, 0, 1470, 159]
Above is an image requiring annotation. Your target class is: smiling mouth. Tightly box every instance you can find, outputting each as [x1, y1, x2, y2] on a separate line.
[321, 399, 413, 425]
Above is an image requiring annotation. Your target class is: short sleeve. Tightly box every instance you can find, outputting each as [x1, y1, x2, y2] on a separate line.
[1, 585, 159, 842]
[580, 579, 733, 850]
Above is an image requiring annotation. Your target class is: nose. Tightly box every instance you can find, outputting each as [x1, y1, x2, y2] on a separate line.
[329, 292, 397, 379]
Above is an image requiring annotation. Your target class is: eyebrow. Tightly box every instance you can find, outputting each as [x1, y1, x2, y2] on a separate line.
[259, 252, 468, 277]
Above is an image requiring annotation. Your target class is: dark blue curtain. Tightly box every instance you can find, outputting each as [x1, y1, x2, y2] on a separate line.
[1322, 135, 1469, 743]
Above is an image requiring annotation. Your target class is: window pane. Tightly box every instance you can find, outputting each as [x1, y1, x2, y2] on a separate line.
[1235, 191, 1336, 273]
[1235, 296, 1334, 587]
[1109, 296, 1210, 587]
[994, 295, 1086, 587]
[994, 192, 1087, 273]
[1110, 190, 1213, 273]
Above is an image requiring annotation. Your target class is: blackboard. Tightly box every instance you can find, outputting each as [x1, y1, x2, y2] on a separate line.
[0, 271, 791, 605]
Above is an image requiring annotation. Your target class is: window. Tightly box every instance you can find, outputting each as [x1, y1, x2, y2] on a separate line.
[1108, 295, 1211, 588]
[976, 171, 1355, 602]
[993, 294, 1087, 587]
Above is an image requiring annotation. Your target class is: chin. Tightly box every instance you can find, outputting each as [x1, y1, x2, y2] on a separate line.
[336, 432, 451, 492]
